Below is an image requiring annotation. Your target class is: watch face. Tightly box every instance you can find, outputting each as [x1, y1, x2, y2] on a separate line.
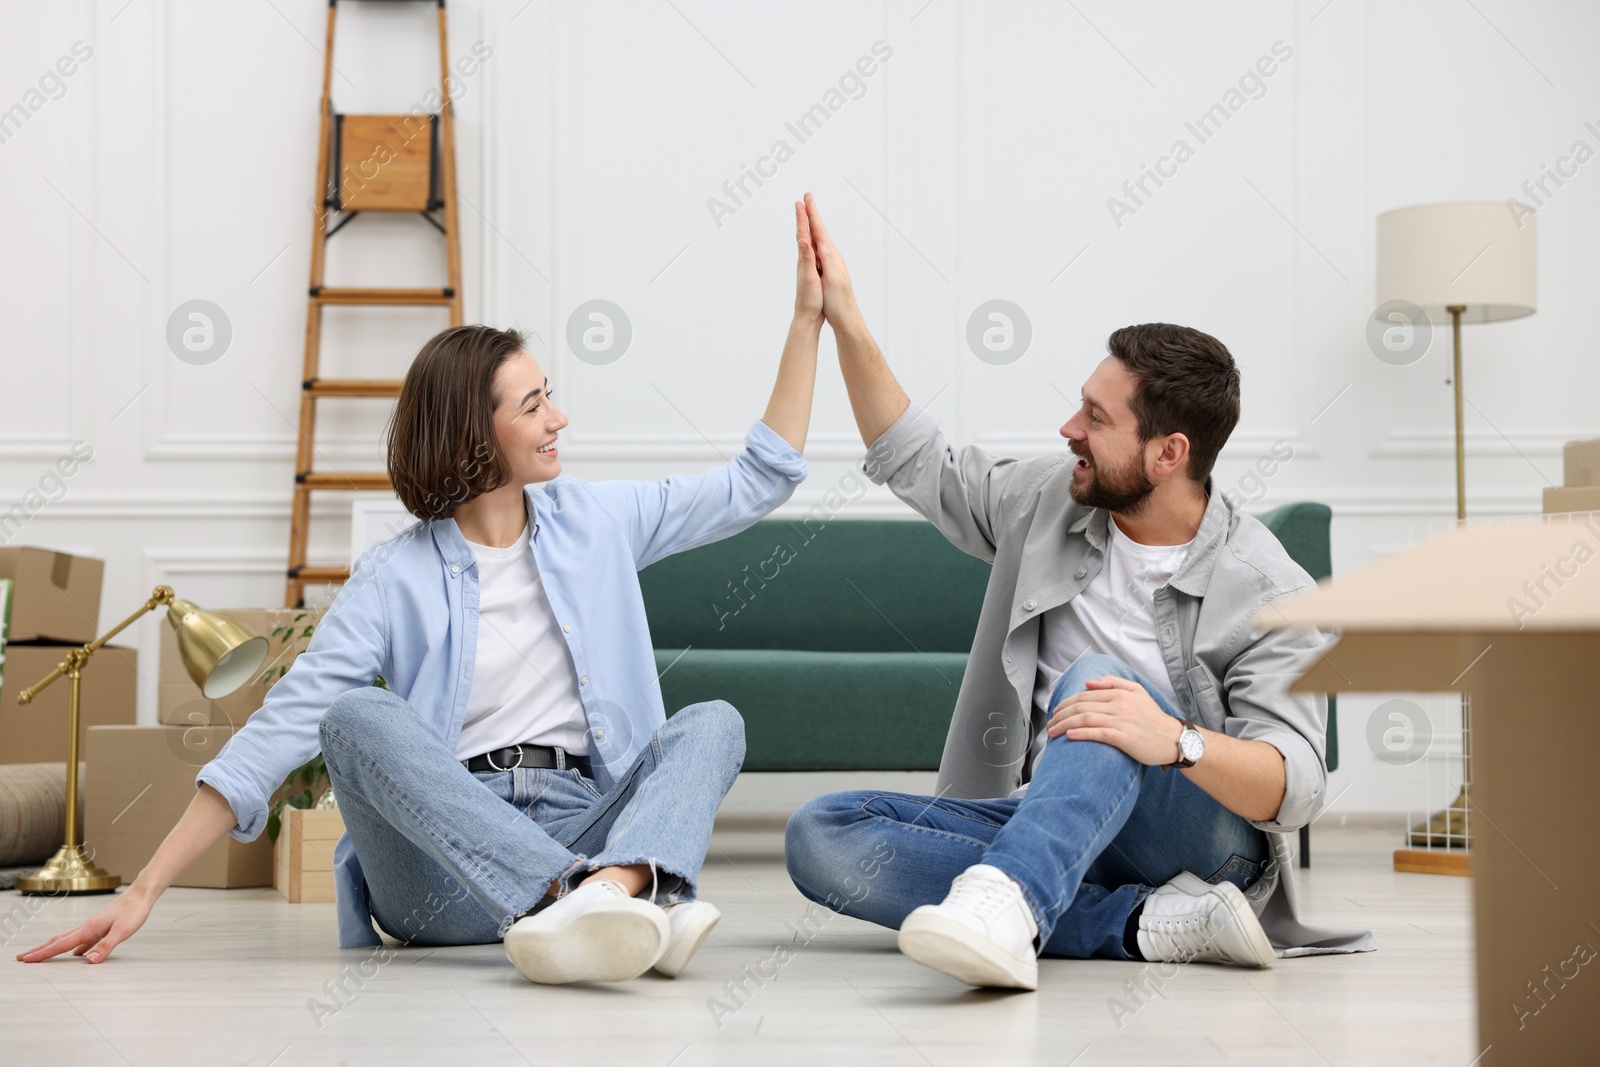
[1180, 728, 1205, 763]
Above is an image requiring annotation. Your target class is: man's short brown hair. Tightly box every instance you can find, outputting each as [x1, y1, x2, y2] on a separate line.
[386, 324, 527, 520]
[1105, 323, 1241, 485]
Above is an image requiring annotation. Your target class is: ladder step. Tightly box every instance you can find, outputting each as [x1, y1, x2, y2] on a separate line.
[290, 565, 352, 584]
[298, 472, 392, 491]
[304, 378, 403, 398]
[312, 287, 455, 306]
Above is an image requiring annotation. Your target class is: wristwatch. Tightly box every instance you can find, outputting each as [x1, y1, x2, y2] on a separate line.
[1172, 720, 1205, 769]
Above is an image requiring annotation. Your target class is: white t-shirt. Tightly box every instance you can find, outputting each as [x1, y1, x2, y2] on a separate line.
[1017, 517, 1192, 793]
[453, 521, 591, 761]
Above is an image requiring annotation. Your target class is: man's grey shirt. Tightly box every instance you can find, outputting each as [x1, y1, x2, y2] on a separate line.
[865, 404, 1374, 955]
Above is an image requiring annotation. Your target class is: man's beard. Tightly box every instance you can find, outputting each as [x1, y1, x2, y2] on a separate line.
[1068, 441, 1155, 513]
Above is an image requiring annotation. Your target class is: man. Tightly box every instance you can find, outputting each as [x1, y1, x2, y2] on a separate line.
[784, 194, 1373, 990]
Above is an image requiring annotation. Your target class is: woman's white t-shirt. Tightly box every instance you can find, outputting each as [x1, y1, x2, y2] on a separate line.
[453, 521, 591, 760]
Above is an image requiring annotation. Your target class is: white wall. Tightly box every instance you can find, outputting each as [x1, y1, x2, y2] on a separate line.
[3, 0, 1595, 817]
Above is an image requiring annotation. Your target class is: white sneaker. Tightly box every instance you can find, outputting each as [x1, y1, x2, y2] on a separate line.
[652, 900, 722, 978]
[1136, 871, 1276, 968]
[897, 864, 1040, 990]
[503, 879, 670, 984]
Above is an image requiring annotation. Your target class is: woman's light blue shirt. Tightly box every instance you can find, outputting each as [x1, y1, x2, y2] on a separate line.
[196, 421, 806, 946]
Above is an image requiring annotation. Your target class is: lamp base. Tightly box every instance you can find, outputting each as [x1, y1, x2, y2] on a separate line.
[1407, 784, 1472, 849]
[16, 845, 122, 895]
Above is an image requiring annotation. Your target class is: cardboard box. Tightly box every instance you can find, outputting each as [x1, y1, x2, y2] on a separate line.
[1563, 438, 1600, 487]
[1543, 485, 1600, 514]
[275, 807, 345, 903]
[0, 644, 137, 764]
[158, 607, 324, 727]
[1271, 514, 1600, 1066]
[84, 725, 273, 889]
[0, 547, 104, 643]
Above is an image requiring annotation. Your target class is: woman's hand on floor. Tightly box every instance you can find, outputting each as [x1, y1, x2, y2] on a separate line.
[15, 884, 158, 964]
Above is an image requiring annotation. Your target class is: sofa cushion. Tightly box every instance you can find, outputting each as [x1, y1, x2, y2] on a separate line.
[640, 519, 992, 653]
[656, 648, 968, 771]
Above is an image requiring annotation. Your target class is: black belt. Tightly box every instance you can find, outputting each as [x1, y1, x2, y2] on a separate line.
[463, 743, 591, 776]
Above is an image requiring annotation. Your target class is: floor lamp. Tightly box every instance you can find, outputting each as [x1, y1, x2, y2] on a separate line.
[1375, 201, 1537, 862]
[14, 586, 267, 894]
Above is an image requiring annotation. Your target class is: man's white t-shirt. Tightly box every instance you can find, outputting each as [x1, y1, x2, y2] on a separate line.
[1016, 516, 1192, 794]
[453, 521, 591, 761]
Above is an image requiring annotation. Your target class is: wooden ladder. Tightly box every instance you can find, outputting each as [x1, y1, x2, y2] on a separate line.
[286, 0, 463, 607]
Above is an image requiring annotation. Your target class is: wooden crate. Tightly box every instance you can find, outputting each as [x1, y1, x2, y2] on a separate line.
[274, 807, 345, 903]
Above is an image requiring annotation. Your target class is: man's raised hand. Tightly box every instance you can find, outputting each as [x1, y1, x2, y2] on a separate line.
[803, 192, 861, 329]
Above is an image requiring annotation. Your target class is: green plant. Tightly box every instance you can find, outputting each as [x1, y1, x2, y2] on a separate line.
[263, 611, 389, 844]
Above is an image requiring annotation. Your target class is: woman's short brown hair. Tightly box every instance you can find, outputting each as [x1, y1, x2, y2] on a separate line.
[386, 324, 527, 520]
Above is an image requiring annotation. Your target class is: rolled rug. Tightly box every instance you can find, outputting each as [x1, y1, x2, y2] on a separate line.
[0, 762, 86, 885]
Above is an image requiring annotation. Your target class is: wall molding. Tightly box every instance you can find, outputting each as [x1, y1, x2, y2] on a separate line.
[1370, 429, 1587, 462]
[0, 493, 377, 520]
[142, 434, 389, 464]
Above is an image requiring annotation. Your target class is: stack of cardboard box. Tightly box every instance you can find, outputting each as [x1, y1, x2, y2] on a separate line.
[1544, 438, 1600, 513]
[0, 548, 136, 765]
[83, 607, 325, 890]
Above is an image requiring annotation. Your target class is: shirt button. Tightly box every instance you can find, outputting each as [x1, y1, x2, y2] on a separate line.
[1160, 626, 1175, 646]
[1022, 598, 1037, 611]
[594, 728, 606, 741]
[563, 625, 571, 633]
[1004, 653, 1014, 666]
[580, 677, 588, 686]
[450, 564, 459, 574]
[1074, 566, 1087, 580]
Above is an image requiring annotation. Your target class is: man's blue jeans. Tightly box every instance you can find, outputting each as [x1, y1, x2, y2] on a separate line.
[784, 654, 1271, 959]
[319, 687, 745, 946]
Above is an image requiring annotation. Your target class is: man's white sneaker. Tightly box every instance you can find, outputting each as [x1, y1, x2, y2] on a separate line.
[503, 879, 670, 984]
[1136, 871, 1276, 968]
[897, 863, 1040, 990]
[652, 900, 722, 978]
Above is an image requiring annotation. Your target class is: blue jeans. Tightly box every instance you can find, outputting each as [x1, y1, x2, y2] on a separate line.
[319, 687, 745, 946]
[785, 654, 1270, 959]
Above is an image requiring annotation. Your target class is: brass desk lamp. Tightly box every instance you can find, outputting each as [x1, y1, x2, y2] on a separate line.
[14, 585, 267, 895]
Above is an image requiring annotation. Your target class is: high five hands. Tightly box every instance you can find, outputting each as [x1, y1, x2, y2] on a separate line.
[796, 192, 862, 333]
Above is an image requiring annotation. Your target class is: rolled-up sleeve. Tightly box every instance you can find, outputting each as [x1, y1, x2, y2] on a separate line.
[1223, 602, 1337, 833]
[195, 552, 392, 841]
[593, 419, 808, 571]
[862, 404, 1064, 562]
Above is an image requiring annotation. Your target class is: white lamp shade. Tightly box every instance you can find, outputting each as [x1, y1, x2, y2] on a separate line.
[1376, 201, 1536, 323]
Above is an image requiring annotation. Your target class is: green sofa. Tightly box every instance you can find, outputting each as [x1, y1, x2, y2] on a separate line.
[639, 519, 990, 771]
[640, 506, 1336, 862]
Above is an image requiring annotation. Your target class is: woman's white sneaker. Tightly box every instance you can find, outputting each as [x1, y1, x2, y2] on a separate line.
[897, 863, 1040, 990]
[652, 900, 722, 978]
[1136, 872, 1277, 968]
[503, 879, 670, 984]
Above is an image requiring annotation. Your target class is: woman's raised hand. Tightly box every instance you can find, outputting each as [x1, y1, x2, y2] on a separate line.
[794, 197, 824, 325]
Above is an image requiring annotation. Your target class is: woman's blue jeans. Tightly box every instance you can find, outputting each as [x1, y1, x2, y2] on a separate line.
[784, 654, 1270, 960]
[318, 687, 745, 946]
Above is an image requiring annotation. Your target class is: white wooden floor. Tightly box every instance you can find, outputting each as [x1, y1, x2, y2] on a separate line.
[2, 826, 1473, 1066]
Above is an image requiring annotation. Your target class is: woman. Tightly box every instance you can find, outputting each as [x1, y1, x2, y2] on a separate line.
[19, 199, 825, 985]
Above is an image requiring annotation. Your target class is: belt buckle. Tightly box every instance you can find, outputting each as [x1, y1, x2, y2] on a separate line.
[485, 745, 525, 772]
